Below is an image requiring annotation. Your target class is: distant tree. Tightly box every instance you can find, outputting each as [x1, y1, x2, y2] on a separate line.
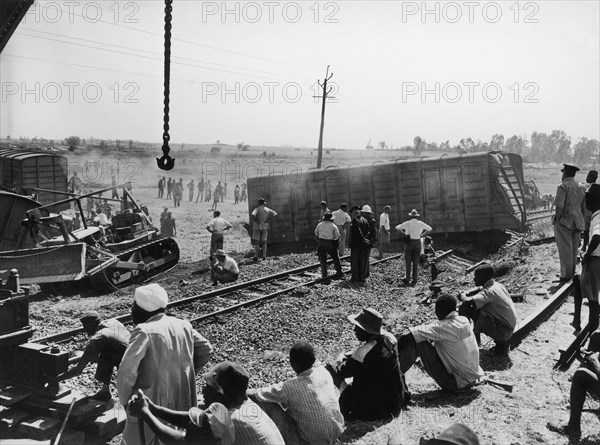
[549, 129, 571, 163]
[473, 140, 489, 152]
[439, 140, 451, 151]
[489, 134, 504, 151]
[99, 140, 107, 150]
[216, 139, 221, 145]
[65, 136, 81, 146]
[365, 140, 374, 150]
[237, 142, 244, 150]
[262, 150, 267, 156]
[6, 135, 10, 141]
[325, 149, 330, 154]
[504, 135, 527, 155]
[379, 141, 386, 150]
[413, 136, 424, 156]
[210, 146, 221, 154]
[458, 137, 474, 154]
[573, 137, 600, 166]
[128, 140, 133, 149]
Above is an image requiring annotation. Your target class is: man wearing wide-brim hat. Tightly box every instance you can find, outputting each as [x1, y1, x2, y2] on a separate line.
[395, 209, 433, 286]
[117, 283, 213, 445]
[553, 163, 585, 281]
[325, 308, 408, 421]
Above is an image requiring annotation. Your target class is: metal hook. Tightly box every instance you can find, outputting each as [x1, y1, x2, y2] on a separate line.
[156, 154, 175, 170]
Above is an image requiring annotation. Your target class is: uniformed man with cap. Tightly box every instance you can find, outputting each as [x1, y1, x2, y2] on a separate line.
[117, 283, 213, 445]
[53, 311, 130, 401]
[553, 163, 585, 281]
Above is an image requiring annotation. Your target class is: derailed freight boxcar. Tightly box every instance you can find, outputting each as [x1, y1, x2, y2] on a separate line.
[247, 151, 526, 247]
[0, 148, 68, 206]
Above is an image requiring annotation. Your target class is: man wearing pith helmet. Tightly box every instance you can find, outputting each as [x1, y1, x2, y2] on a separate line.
[326, 308, 408, 421]
[553, 163, 585, 281]
[117, 283, 213, 445]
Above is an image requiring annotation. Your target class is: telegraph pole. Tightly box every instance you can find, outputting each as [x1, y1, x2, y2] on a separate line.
[314, 65, 334, 169]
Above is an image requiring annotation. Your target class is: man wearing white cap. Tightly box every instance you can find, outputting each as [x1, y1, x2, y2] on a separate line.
[117, 283, 213, 445]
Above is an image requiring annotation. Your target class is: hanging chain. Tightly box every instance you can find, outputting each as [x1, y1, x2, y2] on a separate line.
[157, 0, 175, 170]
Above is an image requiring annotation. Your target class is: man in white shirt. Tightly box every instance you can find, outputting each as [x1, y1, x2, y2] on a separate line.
[396, 294, 485, 392]
[314, 212, 343, 279]
[332, 203, 352, 257]
[206, 210, 232, 256]
[395, 209, 432, 286]
[211, 249, 239, 286]
[377, 205, 391, 259]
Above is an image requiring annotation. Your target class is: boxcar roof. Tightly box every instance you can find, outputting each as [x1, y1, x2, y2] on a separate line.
[0, 148, 67, 161]
[248, 151, 514, 182]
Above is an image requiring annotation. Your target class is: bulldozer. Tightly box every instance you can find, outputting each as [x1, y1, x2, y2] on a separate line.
[0, 182, 179, 295]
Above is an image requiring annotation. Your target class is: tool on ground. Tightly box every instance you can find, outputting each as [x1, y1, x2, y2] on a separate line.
[52, 397, 76, 445]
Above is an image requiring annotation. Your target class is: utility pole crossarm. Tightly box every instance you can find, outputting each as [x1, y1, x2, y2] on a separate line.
[316, 65, 333, 169]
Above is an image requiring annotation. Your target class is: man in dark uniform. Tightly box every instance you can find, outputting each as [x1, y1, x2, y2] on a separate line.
[326, 308, 408, 421]
[54, 311, 130, 401]
[553, 163, 585, 281]
[349, 205, 373, 283]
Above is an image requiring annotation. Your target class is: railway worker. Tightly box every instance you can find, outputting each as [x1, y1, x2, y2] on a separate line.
[314, 211, 343, 280]
[547, 330, 600, 439]
[377, 205, 392, 259]
[128, 388, 234, 445]
[582, 170, 598, 251]
[319, 200, 330, 221]
[53, 311, 130, 401]
[573, 183, 600, 333]
[67, 171, 83, 194]
[207, 211, 233, 256]
[187, 179, 195, 202]
[349, 205, 370, 282]
[248, 341, 344, 445]
[396, 293, 485, 392]
[395, 209, 432, 286]
[332, 203, 352, 257]
[161, 212, 176, 237]
[73, 212, 82, 231]
[251, 198, 278, 261]
[112, 175, 120, 199]
[160, 207, 168, 225]
[210, 249, 239, 286]
[166, 177, 173, 200]
[205, 180, 212, 202]
[325, 308, 408, 421]
[553, 163, 585, 282]
[223, 183, 228, 202]
[241, 183, 247, 202]
[211, 185, 220, 211]
[234, 184, 240, 204]
[196, 179, 204, 203]
[458, 263, 517, 355]
[157, 176, 165, 199]
[117, 283, 213, 445]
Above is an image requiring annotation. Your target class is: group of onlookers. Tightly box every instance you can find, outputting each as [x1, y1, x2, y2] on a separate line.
[157, 177, 247, 208]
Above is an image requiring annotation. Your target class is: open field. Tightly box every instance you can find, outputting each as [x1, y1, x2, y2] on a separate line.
[11, 147, 593, 444]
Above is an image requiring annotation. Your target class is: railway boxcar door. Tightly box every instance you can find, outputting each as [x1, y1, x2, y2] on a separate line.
[422, 168, 444, 229]
[440, 165, 465, 231]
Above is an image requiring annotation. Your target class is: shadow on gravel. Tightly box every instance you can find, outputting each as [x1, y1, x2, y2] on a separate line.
[411, 388, 481, 408]
[338, 416, 394, 443]
[480, 349, 514, 371]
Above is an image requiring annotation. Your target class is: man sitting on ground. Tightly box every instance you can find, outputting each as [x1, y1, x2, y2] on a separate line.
[248, 341, 344, 445]
[548, 330, 600, 439]
[458, 263, 517, 355]
[54, 311, 129, 401]
[326, 308, 408, 421]
[211, 249, 239, 286]
[396, 294, 485, 392]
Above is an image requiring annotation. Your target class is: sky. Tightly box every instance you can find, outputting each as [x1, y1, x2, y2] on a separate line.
[1, 0, 599, 149]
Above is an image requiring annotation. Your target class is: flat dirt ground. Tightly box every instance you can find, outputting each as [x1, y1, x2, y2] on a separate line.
[26, 148, 600, 444]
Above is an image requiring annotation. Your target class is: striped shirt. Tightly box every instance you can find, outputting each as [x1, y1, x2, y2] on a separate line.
[230, 399, 284, 445]
[315, 221, 340, 240]
[248, 366, 344, 444]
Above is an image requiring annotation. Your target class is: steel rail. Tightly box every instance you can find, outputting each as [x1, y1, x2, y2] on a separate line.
[36, 254, 350, 344]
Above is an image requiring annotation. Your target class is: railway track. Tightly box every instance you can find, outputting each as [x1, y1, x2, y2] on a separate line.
[36, 242, 581, 372]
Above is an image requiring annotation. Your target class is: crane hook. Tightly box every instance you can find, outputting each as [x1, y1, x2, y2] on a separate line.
[156, 153, 175, 170]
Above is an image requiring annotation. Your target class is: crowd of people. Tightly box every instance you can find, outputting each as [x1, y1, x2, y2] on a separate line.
[55, 164, 600, 443]
[157, 177, 247, 209]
